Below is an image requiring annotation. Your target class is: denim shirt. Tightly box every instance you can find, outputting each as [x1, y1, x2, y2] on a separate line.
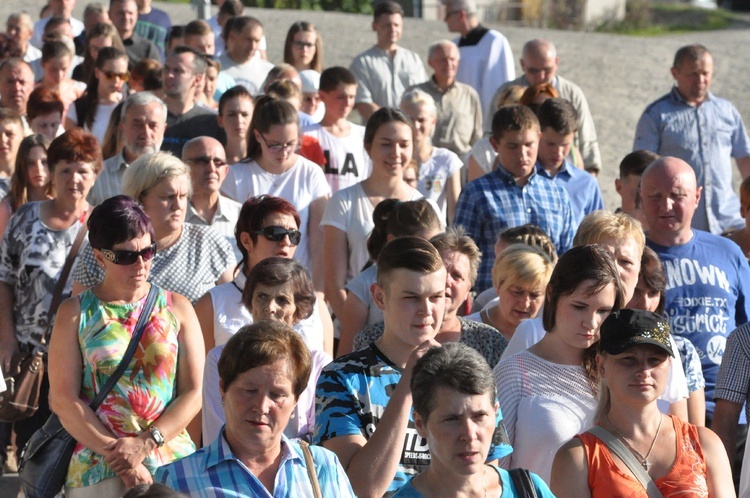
[634, 87, 750, 234]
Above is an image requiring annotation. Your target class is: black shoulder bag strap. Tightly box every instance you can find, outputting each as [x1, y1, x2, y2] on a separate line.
[509, 468, 538, 498]
[89, 285, 158, 411]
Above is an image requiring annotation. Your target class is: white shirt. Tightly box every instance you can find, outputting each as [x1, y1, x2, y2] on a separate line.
[221, 156, 331, 271]
[502, 315, 689, 409]
[31, 16, 84, 49]
[417, 147, 463, 222]
[455, 28, 515, 122]
[218, 53, 273, 97]
[303, 122, 370, 194]
[186, 194, 242, 261]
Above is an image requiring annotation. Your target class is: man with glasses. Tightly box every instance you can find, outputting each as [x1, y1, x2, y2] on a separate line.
[441, 0, 514, 126]
[89, 91, 166, 205]
[183, 136, 241, 258]
[487, 38, 602, 174]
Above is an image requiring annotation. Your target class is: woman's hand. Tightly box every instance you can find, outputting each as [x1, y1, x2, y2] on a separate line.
[117, 462, 153, 489]
[103, 435, 156, 473]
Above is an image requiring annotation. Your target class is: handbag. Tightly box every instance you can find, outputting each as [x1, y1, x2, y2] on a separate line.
[18, 285, 159, 498]
[0, 215, 89, 422]
[299, 440, 323, 498]
[587, 425, 664, 498]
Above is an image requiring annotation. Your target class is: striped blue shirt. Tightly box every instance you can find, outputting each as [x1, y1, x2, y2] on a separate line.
[454, 165, 575, 292]
[154, 429, 356, 497]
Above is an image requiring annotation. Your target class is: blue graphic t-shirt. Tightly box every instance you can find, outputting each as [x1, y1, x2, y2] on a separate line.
[314, 344, 513, 494]
[647, 229, 750, 416]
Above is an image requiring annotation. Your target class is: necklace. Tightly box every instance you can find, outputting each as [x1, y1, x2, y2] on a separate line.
[606, 413, 663, 471]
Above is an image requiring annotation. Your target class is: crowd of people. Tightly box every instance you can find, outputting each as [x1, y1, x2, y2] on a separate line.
[0, 0, 749, 496]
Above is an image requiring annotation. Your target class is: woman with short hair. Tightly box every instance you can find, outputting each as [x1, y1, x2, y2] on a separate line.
[49, 195, 203, 495]
[156, 321, 356, 497]
[73, 152, 235, 303]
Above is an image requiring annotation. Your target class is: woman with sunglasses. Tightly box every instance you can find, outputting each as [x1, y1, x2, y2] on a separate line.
[195, 194, 333, 359]
[222, 96, 330, 290]
[48, 195, 203, 495]
[73, 152, 235, 304]
[72, 22, 126, 84]
[65, 47, 128, 143]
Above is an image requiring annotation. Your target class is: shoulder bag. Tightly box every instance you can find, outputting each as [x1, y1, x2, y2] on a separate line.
[0, 215, 89, 422]
[19, 285, 159, 498]
[299, 440, 323, 498]
[587, 425, 664, 498]
[508, 467, 539, 498]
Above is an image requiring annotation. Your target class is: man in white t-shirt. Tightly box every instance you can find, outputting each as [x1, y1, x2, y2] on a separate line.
[218, 16, 273, 97]
[303, 67, 371, 194]
[30, 0, 84, 49]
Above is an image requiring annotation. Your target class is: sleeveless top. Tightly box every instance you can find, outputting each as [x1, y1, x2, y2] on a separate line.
[577, 415, 708, 497]
[66, 286, 196, 488]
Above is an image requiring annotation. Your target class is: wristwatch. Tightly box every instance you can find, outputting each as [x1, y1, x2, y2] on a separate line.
[148, 425, 165, 448]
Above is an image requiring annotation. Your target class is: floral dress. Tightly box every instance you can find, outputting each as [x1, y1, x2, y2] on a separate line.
[66, 286, 195, 488]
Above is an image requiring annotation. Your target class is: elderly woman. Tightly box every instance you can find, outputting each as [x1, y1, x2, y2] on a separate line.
[0, 129, 101, 463]
[465, 244, 555, 341]
[48, 195, 203, 495]
[156, 321, 356, 496]
[202, 257, 331, 444]
[393, 343, 554, 497]
[551, 310, 733, 497]
[354, 227, 509, 367]
[73, 152, 235, 303]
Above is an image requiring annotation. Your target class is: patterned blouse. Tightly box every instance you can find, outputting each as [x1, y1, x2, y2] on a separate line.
[66, 286, 195, 488]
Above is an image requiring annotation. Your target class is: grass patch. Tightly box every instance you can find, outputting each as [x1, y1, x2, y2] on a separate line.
[597, 1, 738, 34]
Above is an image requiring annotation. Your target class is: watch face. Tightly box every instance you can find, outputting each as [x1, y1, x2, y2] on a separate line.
[151, 426, 165, 446]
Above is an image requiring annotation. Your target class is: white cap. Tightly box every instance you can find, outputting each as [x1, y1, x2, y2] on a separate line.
[300, 70, 321, 94]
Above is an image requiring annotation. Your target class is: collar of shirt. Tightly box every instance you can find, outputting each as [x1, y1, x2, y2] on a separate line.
[535, 159, 572, 179]
[106, 150, 129, 173]
[429, 75, 457, 94]
[205, 428, 302, 472]
[458, 24, 489, 47]
[669, 85, 714, 106]
[493, 161, 539, 186]
[187, 195, 231, 225]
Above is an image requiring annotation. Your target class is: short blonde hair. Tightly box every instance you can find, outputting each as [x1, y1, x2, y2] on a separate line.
[400, 88, 437, 119]
[573, 210, 645, 255]
[492, 243, 554, 292]
[123, 151, 192, 202]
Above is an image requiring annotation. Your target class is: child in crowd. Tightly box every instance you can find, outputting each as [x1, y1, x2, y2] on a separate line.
[727, 176, 750, 259]
[536, 98, 603, 225]
[454, 104, 575, 293]
[615, 149, 659, 229]
[303, 66, 370, 193]
[315, 236, 513, 497]
[26, 87, 64, 141]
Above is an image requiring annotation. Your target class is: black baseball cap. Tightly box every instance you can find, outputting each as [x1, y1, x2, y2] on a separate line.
[600, 309, 674, 357]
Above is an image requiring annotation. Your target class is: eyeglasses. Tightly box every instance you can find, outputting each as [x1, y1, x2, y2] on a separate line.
[186, 155, 228, 168]
[444, 9, 463, 19]
[102, 70, 130, 82]
[258, 134, 299, 154]
[293, 41, 315, 49]
[99, 243, 157, 265]
[252, 226, 301, 246]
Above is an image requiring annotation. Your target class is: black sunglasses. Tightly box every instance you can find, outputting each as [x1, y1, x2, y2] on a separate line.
[100, 243, 157, 265]
[252, 226, 301, 246]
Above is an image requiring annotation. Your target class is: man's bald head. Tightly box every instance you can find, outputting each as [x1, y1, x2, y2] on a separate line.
[182, 136, 229, 195]
[0, 58, 34, 115]
[428, 40, 460, 85]
[520, 39, 558, 86]
[640, 156, 701, 245]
